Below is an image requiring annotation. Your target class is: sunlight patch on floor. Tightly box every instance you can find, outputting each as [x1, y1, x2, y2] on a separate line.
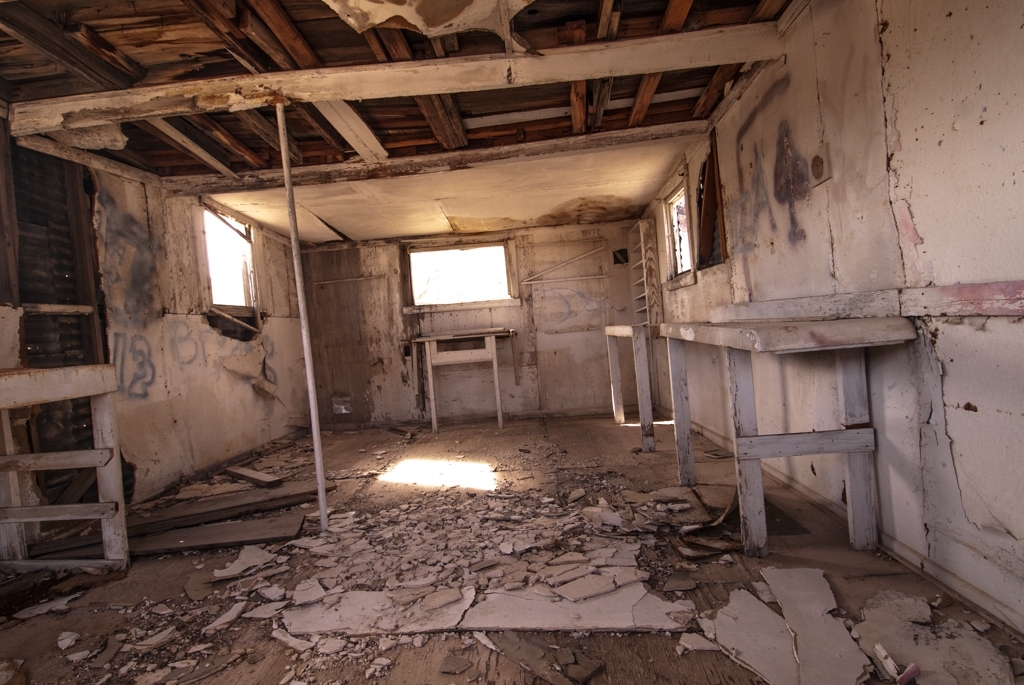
[378, 458, 497, 491]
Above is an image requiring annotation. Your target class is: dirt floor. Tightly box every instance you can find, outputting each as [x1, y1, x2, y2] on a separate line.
[1, 416, 1021, 685]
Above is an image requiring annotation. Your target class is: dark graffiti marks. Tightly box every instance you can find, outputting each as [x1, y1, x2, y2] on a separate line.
[735, 75, 791, 193]
[113, 331, 156, 399]
[98, 187, 159, 328]
[773, 121, 810, 242]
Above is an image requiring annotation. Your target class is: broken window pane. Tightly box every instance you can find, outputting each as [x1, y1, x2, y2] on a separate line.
[410, 245, 511, 306]
[203, 208, 254, 307]
[670, 187, 692, 276]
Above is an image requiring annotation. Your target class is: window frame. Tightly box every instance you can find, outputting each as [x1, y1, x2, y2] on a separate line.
[695, 129, 729, 271]
[663, 175, 697, 290]
[194, 202, 261, 322]
[401, 238, 521, 314]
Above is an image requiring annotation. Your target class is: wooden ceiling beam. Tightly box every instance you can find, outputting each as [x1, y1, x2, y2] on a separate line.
[233, 108, 302, 164]
[0, 3, 139, 90]
[237, 4, 298, 70]
[374, 28, 467, 150]
[138, 117, 239, 178]
[191, 113, 268, 169]
[692, 0, 790, 119]
[10, 23, 785, 136]
[161, 119, 708, 196]
[245, 0, 321, 70]
[627, 0, 695, 128]
[566, 21, 587, 135]
[591, 0, 622, 129]
[179, 0, 275, 74]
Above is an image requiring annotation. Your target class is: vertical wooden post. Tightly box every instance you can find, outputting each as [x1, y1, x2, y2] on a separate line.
[90, 393, 128, 567]
[606, 335, 625, 424]
[837, 348, 879, 550]
[632, 325, 655, 452]
[727, 348, 767, 557]
[667, 337, 695, 485]
[489, 335, 503, 429]
[0, 409, 27, 559]
[276, 103, 329, 532]
[0, 118, 18, 307]
[425, 341, 438, 433]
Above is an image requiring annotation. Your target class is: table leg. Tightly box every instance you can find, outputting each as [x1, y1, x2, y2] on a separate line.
[425, 341, 438, 433]
[837, 348, 879, 550]
[727, 348, 767, 557]
[632, 326, 655, 452]
[606, 335, 625, 424]
[490, 335, 503, 429]
[667, 338, 695, 486]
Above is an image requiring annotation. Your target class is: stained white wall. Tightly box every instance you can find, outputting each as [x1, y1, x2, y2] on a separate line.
[93, 173, 306, 499]
[653, 0, 1024, 631]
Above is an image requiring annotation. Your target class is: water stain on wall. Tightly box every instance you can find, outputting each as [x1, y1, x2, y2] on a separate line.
[97, 188, 159, 329]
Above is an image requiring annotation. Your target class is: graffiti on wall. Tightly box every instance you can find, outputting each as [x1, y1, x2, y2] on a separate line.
[97, 188, 160, 329]
[112, 332, 156, 399]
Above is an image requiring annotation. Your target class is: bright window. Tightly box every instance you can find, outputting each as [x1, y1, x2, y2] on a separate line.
[669, 187, 692, 277]
[202, 208, 254, 307]
[410, 245, 511, 306]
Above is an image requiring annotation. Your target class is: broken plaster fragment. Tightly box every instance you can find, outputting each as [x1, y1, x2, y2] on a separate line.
[553, 574, 616, 602]
[57, 631, 79, 650]
[272, 628, 314, 653]
[676, 632, 719, 654]
[291, 579, 326, 606]
[202, 601, 247, 635]
[422, 587, 464, 611]
[568, 489, 586, 503]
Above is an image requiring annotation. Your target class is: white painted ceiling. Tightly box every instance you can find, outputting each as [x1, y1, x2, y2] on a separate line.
[211, 138, 692, 243]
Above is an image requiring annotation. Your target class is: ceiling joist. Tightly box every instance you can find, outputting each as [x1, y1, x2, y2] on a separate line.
[138, 117, 239, 178]
[9, 22, 785, 138]
[160, 119, 707, 196]
[627, 0, 695, 128]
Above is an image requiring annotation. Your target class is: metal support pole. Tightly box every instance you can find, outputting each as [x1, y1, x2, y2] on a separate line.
[276, 103, 329, 533]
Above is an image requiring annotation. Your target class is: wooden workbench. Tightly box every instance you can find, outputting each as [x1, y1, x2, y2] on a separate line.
[659, 317, 918, 557]
[414, 328, 515, 433]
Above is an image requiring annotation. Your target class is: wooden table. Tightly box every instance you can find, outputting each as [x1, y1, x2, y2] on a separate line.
[659, 318, 917, 557]
[414, 328, 515, 433]
[604, 324, 656, 452]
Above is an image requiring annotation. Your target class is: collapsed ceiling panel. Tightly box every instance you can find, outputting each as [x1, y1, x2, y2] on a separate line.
[322, 0, 536, 38]
[210, 137, 690, 242]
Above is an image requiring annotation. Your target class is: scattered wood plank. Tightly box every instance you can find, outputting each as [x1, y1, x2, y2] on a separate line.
[27, 479, 332, 557]
[225, 465, 282, 488]
[39, 512, 306, 558]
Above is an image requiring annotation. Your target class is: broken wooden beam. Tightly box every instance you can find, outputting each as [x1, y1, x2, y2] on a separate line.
[225, 465, 282, 488]
[590, 0, 622, 129]
[566, 21, 587, 135]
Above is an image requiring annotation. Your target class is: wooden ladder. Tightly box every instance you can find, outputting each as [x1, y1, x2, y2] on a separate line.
[0, 364, 129, 572]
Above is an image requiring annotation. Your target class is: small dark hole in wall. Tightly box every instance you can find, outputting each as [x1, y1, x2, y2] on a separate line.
[612, 248, 629, 265]
[403, 344, 411, 357]
[963, 402, 978, 412]
[207, 314, 257, 342]
[810, 463, 817, 476]
[840, 483, 847, 505]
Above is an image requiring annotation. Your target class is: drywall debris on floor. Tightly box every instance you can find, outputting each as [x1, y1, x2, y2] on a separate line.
[761, 567, 871, 684]
[855, 590, 1014, 685]
[486, 631, 605, 685]
[711, 589, 800, 685]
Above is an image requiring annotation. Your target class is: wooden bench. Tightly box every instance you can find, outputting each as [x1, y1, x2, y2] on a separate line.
[604, 324, 656, 452]
[659, 318, 918, 557]
[0, 364, 129, 572]
[414, 328, 515, 433]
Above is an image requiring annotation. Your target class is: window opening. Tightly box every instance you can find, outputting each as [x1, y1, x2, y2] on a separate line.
[410, 244, 512, 306]
[203, 208, 254, 307]
[669, 185, 692, 277]
[696, 130, 728, 270]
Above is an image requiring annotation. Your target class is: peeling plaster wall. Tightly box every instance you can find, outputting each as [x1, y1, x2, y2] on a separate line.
[93, 172, 306, 500]
[877, 0, 1024, 629]
[651, 0, 1024, 631]
[303, 222, 636, 426]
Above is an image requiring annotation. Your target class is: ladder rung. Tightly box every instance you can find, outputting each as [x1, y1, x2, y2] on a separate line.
[0, 502, 117, 523]
[0, 448, 113, 472]
[0, 559, 124, 573]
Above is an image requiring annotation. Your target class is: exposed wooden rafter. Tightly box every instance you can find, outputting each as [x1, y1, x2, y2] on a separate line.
[137, 117, 239, 179]
[160, 120, 708, 196]
[9, 23, 785, 137]
[191, 114, 268, 169]
[233, 108, 302, 165]
[566, 21, 587, 135]
[179, 0, 275, 74]
[374, 28, 468, 150]
[590, 0, 622, 129]
[627, 0, 696, 128]
[0, 3, 140, 90]
[692, 0, 790, 119]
